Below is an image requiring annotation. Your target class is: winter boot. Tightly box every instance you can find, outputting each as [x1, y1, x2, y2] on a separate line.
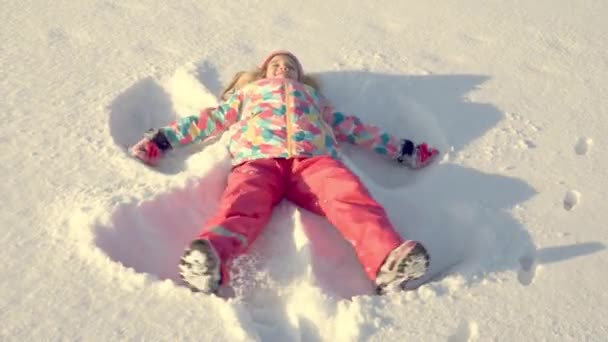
[375, 240, 430, 294]
[178, 239, 222, 294]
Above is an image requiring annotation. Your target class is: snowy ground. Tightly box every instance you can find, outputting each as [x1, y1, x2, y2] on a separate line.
[2, 0, 607, 341]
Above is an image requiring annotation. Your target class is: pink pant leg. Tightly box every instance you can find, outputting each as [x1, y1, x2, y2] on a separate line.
[199, 158, 287, 280]
[287, 156, 403, 281]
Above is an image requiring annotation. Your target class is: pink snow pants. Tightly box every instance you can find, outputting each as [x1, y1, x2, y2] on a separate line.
[198, 156, 403, 283]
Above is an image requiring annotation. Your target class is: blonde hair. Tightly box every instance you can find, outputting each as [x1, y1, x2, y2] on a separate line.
[220, 68, 321, 101]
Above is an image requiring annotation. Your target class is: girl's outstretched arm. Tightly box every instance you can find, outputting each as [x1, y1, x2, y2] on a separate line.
[130, 93, 243, 165]
[322, 106, 439, 169]
[159, 92, 243, 147]
[323, 108, 401, 157]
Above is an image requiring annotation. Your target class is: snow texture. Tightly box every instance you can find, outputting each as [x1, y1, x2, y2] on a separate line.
[1, 0, 607, 341]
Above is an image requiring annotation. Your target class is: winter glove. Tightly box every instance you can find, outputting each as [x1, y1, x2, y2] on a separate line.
[396, 139, 439, 169]
[130, 129, 172, 166]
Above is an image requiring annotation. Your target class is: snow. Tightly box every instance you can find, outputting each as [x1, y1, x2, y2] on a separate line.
[2, 0, 607, 340]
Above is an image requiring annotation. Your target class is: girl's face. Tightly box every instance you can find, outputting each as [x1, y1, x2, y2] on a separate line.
[264, 55, 299, 80]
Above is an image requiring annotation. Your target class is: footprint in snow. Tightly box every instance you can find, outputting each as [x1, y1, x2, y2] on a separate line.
[563, 190, 581, 211]
[448, 320, 480, 342]
[517, 253, 538, 286]
[574, 137, 593, 155]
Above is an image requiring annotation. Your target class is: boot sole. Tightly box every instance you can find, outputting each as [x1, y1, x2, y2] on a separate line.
[178, 239, 221, 294]
[376, 242, 430, 294]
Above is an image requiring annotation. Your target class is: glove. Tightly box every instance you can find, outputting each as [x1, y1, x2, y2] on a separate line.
[130, 130, 172, 166]
[396, 139, 439, 169]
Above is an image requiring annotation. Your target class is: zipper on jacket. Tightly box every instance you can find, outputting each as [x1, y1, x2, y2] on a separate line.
[284, 86, 293, 157]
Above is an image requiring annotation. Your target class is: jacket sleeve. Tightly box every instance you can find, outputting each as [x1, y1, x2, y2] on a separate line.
[322, 105, 403, 159]
[158, 92, 243, 148]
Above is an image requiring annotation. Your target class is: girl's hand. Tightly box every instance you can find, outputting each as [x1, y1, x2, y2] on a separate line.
[130, 137, 162, 166]
[396, 140, 439, 169]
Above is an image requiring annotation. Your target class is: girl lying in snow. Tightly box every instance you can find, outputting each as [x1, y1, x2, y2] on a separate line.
[131, 50, 439, 295]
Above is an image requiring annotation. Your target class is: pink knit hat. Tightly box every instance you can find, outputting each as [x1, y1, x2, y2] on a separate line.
[259, 50, 304, 80]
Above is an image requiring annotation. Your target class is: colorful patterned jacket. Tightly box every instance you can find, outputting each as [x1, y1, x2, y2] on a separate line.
[158, 78, 403, 165]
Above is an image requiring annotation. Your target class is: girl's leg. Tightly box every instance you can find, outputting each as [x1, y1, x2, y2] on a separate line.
[286, 156, 403, 282]
[198, 158, 287, 281]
